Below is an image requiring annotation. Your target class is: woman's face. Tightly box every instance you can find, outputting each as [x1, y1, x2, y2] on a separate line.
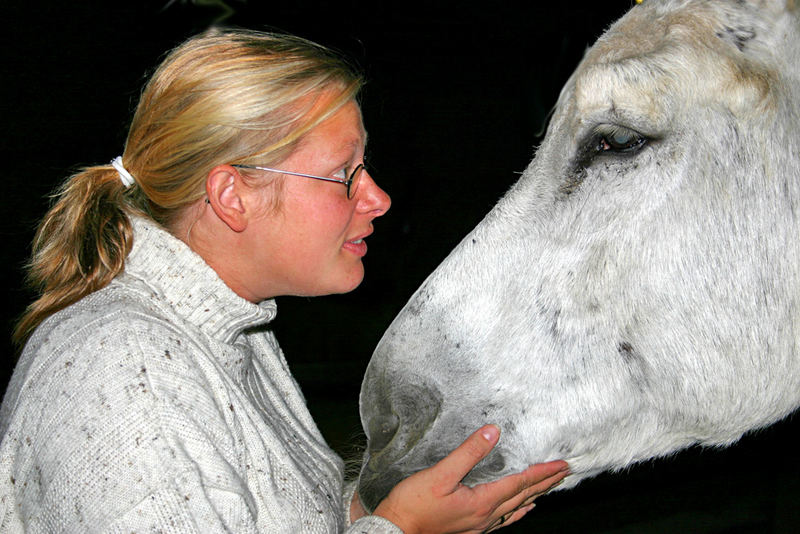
[240, 100, 391, 300]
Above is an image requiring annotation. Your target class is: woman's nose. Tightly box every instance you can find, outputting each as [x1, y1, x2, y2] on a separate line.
[356, 170, 391, 216]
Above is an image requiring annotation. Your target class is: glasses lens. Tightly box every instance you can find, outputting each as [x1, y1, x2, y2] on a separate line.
[348, 164, 366, 199]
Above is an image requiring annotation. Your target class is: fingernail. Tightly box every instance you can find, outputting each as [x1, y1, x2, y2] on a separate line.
[481, 425, 500, 442]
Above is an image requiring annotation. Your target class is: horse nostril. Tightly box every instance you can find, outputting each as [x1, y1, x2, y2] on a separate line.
[367, 413, 400, 453]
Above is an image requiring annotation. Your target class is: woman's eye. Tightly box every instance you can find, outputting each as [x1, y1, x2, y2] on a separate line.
[595, 125, 647, 153]
[332, 167, 348, 180]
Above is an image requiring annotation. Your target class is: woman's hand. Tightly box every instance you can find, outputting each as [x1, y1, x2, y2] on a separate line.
[350, 489, 369, 523]
[370, 425, 569, 533]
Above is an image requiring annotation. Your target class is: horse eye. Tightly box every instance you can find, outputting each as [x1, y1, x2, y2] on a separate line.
[595, 125, 647, 153]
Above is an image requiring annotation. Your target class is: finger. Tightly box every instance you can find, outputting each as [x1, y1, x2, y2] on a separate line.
[486, 503, 536, 532]
[522, 459, 570, 482]
[479, 463, 567, 533]
[471, 461, 568, 523]
[475, 459, 568, 507]
[349, 492, 368, 523]
[520, 462, 569, 496]
[432, 424, 500, 485]
[493, 475, 559, 519]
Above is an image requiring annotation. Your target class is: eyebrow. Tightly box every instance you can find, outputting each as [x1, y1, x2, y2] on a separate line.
[337, 132, 368, 158]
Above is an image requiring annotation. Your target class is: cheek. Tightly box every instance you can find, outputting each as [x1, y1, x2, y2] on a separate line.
[282, 212, 349, 271]
[311, 205, 356, 247]
[278, 195, 358, 267]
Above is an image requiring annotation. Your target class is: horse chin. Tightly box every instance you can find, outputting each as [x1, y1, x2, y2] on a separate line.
[358, 365, 523, 510]
[357, 426, 511, 512]
[356, 461, 402, 513]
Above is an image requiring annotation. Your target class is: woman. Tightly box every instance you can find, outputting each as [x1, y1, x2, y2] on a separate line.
[0, 29, 568, 533]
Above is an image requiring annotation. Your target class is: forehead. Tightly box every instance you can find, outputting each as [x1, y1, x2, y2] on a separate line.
[303, 100, 366, 151]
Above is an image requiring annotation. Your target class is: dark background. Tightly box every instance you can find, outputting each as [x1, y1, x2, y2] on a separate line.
[1, 1, 798, 532]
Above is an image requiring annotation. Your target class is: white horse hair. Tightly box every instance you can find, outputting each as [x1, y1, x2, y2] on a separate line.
[357, 0, 800, 512]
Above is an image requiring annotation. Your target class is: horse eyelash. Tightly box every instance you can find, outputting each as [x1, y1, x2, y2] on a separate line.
[593, 124, 648, 153]
[577, 125, 649, 166]
[561, 125, 650, 196]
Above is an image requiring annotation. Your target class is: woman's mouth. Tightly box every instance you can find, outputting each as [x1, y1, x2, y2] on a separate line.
[343, 238, 368, 257]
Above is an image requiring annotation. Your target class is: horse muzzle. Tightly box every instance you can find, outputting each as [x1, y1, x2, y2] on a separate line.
[357, 366, 444, 511]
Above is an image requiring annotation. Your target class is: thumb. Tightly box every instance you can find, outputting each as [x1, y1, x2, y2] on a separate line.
[433, 425, 500, 485]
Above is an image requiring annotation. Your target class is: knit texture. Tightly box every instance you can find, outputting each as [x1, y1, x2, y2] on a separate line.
[0, 217, 401, 534]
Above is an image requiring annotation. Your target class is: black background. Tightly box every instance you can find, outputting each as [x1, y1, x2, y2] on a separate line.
[1, 1, 798, 532]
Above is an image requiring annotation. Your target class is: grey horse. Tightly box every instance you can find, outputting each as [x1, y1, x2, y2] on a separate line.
[358, 0, 800, 513]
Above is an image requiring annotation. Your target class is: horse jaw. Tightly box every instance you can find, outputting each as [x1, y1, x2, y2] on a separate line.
[358, 0, 800, 512]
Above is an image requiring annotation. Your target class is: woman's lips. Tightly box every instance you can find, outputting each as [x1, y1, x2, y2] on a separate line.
[343, 238, 368, 257]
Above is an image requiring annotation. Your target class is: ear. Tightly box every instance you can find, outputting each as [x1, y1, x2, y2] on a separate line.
[206, 165, 248, 232]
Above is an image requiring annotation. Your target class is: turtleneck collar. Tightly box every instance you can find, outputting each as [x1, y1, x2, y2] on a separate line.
[123, 216, 277, 344]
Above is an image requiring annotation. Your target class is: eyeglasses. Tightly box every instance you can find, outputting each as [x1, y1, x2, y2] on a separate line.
[232, 163, 366, 200]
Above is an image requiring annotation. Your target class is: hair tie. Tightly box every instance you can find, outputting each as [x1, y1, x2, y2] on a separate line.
[111, 156, 136, 188]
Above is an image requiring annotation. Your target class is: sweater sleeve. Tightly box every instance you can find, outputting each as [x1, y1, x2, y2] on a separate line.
[347, 516, 406, 534]
[342, 481, 403, 534]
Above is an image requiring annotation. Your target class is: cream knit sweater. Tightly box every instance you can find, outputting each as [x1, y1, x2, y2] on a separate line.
[0, 217, 401, 534]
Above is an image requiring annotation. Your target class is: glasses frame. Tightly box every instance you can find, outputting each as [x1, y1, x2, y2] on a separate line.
[232, 163, 365, 199]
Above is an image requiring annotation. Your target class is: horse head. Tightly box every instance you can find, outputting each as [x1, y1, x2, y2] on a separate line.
[358, 0, 800, 512]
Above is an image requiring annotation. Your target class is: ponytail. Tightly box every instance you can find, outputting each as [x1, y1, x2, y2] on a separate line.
[13, 164, 140, 345]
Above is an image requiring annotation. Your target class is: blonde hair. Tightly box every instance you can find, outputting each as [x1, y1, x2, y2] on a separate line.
[14, 28, 362, 345]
